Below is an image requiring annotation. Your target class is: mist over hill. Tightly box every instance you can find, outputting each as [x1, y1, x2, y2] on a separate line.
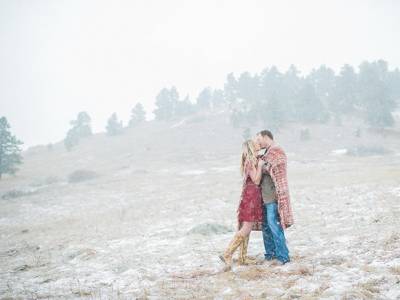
[1, 0, 400, 296]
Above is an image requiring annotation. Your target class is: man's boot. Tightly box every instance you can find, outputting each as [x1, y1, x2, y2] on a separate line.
[219, 233, 245, 271]
[238, 235, 258, 265]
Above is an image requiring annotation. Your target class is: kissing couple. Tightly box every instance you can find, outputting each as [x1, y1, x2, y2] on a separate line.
[219, 129, 294, 271]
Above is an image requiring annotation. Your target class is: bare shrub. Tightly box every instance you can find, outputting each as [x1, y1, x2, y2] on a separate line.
[67, 169, 98, 183]
[44, 175, 61, 185]
[347, 145, 390, 156]
[300, 128, 311, 141]
[187, 223, 232, 235]
[1, 189, 39, 200]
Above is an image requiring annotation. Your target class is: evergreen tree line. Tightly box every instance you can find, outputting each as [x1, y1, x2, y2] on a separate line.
[226, 60, 400, 130]
[0, 117, 23, 179]
[1, 60, 399, 177]
[64, 103, 146, 150]
[64, 60, 400, 150]
[152, 60, 400, 130]
[63, 87, 225, 150]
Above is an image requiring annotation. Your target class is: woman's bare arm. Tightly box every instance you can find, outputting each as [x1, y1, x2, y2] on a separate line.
[248, 160, 264, 185]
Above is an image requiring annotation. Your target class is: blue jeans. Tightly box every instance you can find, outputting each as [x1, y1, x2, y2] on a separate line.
[262, 202, 290, 263]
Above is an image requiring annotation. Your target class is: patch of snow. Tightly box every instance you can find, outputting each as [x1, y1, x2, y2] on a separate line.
[330, 148, 348, 155]
[390, 187, 400, 197]
[180, 170, 206, 176]
[170, 119, 186, 128]
[210, 166, 236, 173]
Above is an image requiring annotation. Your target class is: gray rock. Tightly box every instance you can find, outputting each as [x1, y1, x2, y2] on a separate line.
[187, 223, 232, 236]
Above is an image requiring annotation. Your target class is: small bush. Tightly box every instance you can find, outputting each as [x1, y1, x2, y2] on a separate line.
[44, 176, 60, 185]
[30, 176, 61, 187]
[300, 128, 311, 141]
[242, 128, 251, 140]
[2, 189, 38, 200]
[187, 223, 232, 236]
[347, 146, 390, 157]
[68, 170, 98, 183]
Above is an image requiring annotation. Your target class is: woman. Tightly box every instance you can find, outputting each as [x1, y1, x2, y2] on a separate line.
[219, 139, 264, 271]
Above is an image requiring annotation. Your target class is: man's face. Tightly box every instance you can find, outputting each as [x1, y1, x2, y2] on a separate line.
[255, 134, 267, 148]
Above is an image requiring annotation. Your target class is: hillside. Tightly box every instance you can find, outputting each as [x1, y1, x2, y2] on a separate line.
[1, 112, 400, 299]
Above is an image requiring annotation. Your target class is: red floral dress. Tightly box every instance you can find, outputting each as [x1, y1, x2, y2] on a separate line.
[237, 159, 264, 231]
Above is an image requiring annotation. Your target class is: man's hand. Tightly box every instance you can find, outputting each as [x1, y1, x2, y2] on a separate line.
[257, 159, 265, 167]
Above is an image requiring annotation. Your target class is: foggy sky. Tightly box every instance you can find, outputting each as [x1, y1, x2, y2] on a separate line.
[1, 0, 399, 149]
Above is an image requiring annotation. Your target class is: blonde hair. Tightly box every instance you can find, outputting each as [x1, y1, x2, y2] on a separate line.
[240, 139, 258, 176]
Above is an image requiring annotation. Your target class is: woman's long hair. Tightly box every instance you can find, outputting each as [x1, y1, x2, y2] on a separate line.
[240, 139, 258, 176]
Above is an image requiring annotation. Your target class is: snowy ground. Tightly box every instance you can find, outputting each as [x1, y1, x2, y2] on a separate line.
[1, 152, 400, 299]
[1, 117, 400, 299]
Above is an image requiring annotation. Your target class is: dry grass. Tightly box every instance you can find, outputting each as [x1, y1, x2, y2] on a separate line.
[285, 265, 314, 277]
[310, 282, 330, 298]
[361, 264, 378, 273]
[390, 265, 400, 275]
[351, 278, 385, 297]
[236, 267, 271, 281]
[283, 279, 298, 289]
[342, 290, 376, 300]
[171, 268, 220, 279]
[383, 232, 400, 250]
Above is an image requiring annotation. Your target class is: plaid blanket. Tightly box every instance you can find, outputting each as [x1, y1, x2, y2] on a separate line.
[261, 144, 294, 230]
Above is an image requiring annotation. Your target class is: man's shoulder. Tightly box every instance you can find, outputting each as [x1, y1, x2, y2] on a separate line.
[269, 144, 286, 156]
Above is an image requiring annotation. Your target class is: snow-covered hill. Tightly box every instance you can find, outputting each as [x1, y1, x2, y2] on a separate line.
[1, 113, 400, 299]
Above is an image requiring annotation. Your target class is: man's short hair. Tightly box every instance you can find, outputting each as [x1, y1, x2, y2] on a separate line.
[257, 130, 274, 140]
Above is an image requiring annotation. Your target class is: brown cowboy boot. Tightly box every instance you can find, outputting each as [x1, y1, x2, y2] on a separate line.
[219, 233, 245, 271]
[238, 235, 258, 265]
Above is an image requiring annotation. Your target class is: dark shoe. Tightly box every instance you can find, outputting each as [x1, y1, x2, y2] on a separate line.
[264, 254, 276, 261]
[271, 258, 290, 266]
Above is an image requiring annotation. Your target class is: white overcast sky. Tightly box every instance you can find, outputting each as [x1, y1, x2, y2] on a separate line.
[1, 0, 399, 149]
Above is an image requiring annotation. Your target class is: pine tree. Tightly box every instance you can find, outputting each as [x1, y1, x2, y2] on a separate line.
[387, 68, 400, 106]
[308, 65, 336, 106]
[242, 128, 251, 140]
[64, 129, 80, 151]
[64, 111, 93, 151]
[224, 73, 238, 105]
[296, 81, 325, 122]
[153, 87, 179, 121]
[261, 92, 285, 131]
[0, 117, 23, 179]
[106, 113, 123, 136]
[281, 65, 302, 121]
[230, 109, 244, 128]
[358, 61, 395, 128]
[196, 88, 212, 111]
[175, 95, 195, 117]
[71, 111, 92, 137]
[211, 89, 225, 110]
[237, 72, 260, 106]
[129, 103, 146, 127]
[331, 64, 358, 115]
[259, 67, 285, 126]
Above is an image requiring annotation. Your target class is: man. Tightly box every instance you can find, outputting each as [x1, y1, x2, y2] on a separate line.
[255, 130, 294, 265]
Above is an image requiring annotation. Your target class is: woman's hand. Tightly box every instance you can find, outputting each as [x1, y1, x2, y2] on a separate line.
[248, 159, 264, 185]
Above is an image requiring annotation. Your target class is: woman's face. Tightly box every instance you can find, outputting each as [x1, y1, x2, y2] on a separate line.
[252, 140, 261, 152]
